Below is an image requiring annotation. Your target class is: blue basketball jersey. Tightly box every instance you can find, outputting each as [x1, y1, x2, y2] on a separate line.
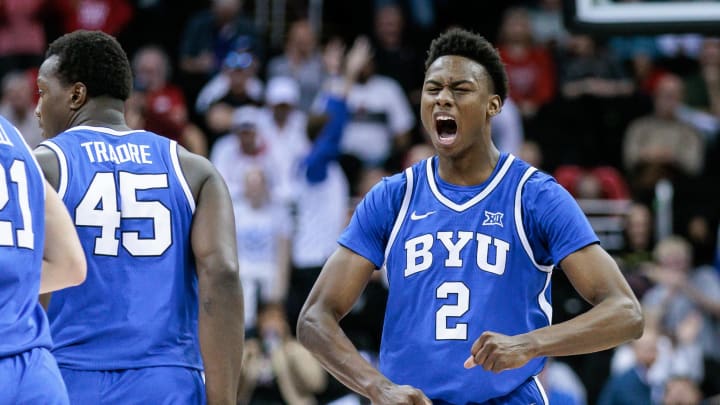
[40, 126, 200, 371]
[0, 115, 50, 358]
[339, 153, 599, 404]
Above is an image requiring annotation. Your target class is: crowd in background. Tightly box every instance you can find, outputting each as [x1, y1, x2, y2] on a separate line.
[2, 0, 719, 403]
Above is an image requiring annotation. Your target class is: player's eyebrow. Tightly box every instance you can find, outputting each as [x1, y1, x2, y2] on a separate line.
[424, 79, 475, 87]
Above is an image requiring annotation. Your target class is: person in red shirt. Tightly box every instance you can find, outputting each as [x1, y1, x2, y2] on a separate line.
[497, 7, 556, 119]
[128, 45, 207, 155]
[52, 0, 132, 35]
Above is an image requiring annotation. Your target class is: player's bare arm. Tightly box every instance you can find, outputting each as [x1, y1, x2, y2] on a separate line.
[297, 246, 431, 405]
[179, 147, 244, 405]
[34, 147, 60, 191]
[40, 179, 86, 293]
[466, 243, 643, 372]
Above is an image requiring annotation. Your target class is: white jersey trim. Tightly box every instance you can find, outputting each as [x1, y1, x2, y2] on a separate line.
[38, 140, 68, 200]
[63, 125, 145, 136]
[170, 141, 196, 213]
[383, 167, 415, 272]
[533, 375, 550, 405]
[513, 167, 553, 273]
[539, 271, 553, 325]
[14, 125, 45, 201]
[426, 154, 516, 212]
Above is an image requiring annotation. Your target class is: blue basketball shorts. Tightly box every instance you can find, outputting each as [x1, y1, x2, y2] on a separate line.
[60, 366, 206, 405]
[485, 376, 548, 405]
[0, 347, 69, 405]
[432, 376, 548, 405]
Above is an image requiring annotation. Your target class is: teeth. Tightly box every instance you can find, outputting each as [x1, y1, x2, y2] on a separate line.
[437, 116, 454, 120]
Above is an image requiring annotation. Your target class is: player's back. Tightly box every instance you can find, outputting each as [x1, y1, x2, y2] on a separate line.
[40, 126, 200, 370]
[0, 115, 49, 357]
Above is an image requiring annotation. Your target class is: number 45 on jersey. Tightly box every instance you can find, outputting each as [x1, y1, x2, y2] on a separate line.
[75, 172, 171, 257]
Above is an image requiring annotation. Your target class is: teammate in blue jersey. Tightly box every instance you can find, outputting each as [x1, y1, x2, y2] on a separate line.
[33, 30, 244, 404]
[297, 28, 644, 405]
[0, 114, 86, 404]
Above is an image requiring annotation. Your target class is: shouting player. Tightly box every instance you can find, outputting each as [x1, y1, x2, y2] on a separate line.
[34, 30, 243, 404]
[297, 28, 643, 404]
[0, 114, 86, 404]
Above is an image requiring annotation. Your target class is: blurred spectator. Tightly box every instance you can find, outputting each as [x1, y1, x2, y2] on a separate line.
[528, 0, 569, 49]
[491, 97, 524, 155]
[197, 50, 263, 142]
[285, 39, 376, 405]
[497, 7, 556, 119]
[403, 142, 434, 169]
[657, 34, 704, 60]
[601, 326, 658, 405]
[285, 38, 372, 331]
[371, 4, 423, 105]
[662, 376, 703, 405]
[179, 0, 258, 77]
[623, 74, 705, 195]
[238, 303, 327, 405]
[0, 0, 46, 78]
[559, 34, 634, 100]
[210, 106, 276, 201]
[684, 38, 720, 118]
[657, 34, 703, 76]
[554, 165, 630, 200]
[519, 139, 543, 169]
[234, 168, 291, 331]
[538, 358, 588, 405]
[330, 36, 414, 168]
[611, 315, 704, 404]
[642, 235, 720, 388]
[258, 76, 310, 205]
[266, 19, 325, 112]
[54, 0, 132, 35]
[0, 71, 42, 147]
[618, 203, 655, 298]
[128, 45, 207, 155]
[606, 35, 663, 98]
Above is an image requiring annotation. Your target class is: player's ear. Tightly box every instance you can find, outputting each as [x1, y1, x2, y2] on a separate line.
[487, 95, 502, 118]
[69, 83, 87, 110]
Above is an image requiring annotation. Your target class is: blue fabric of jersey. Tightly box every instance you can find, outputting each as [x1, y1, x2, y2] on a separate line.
[42, 128, 200, 371]
[0, 115, 50, 359]
[338, 153, 598, 403]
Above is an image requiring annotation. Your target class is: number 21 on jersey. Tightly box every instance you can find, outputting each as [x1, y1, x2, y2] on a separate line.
[75, 172, 171, 257]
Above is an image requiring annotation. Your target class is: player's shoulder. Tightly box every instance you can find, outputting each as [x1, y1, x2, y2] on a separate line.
[510, 157, 565, 200]
[176, 145, 221, 198]
[362, 167, 411, 210]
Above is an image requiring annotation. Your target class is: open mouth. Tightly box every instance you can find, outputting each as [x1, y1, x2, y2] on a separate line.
[435, 116, 458, 144]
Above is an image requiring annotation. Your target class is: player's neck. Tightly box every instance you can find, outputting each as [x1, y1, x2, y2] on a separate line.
[437, 144, 500, 186]
[70, 97, 131, 132]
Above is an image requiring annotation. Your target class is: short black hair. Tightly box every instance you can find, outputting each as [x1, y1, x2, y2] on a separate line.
[46, 30, 132, 101]
[425, 28, 509, 101]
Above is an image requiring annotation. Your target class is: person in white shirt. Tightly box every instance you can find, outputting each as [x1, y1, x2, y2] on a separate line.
[333, 40, 415, 167]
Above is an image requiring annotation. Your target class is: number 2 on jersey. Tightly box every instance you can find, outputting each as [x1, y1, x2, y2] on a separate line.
[0, 160, 33, 249]
[436, 281, 469, 340]
[75, 172, 171, 256]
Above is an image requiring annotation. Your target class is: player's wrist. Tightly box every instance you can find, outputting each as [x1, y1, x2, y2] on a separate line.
[365, 375, 394, 402]
[522, 332, 543, 359]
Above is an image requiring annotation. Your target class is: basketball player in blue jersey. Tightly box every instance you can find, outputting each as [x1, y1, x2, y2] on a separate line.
[298, 28, 644, 405]
[33, 30, 244, 404]
[0, 114, 86, 404]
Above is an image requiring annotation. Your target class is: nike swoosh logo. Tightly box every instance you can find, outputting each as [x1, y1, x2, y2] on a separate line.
[410, 210, 436, 220]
